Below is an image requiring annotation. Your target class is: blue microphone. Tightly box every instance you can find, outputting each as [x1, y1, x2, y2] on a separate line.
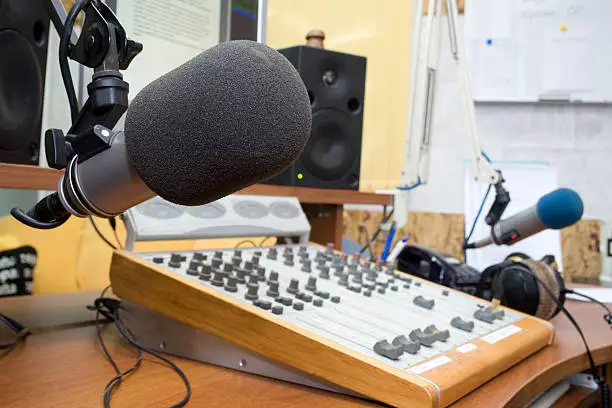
[469, 188, 584, 248]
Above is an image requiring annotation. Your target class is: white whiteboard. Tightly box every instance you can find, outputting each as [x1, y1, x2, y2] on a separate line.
[464, 0, 612, 103]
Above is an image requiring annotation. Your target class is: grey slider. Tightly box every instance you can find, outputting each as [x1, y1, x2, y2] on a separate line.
[224, 277, 238, 292]
[392, 335, 421, 354]
[287, 278, 299, 294]
[254, 300, 271, 310]
[256, 266, 266, 281]
[245, 283, 259, 301]
[223, 263, 233, 273]
[451, 317, 475, 332]
[266, 281, 280, 298]
[319, 266, 330, 279]
[409, 329, 437, 347]
[314, 290, 329, 299]
[213, 251, 223, 259]
[313, 298, 323, 307]
[186, 260, 200, 276]
[338, 274, 349, 286]
[305, 277, 317, 292]
[331, 296, 341, 303]
[231, 257, 242, 266]
[276, 296, 292, 306]
[424, 325, 450, 342]
[293, 302, 304, 311]
[269, 271, 279, 282]
[474, 306, 504, 323]
[373, 339, 403, 360]
[211, 258, 222, 268]
[413, 295, 435, 310]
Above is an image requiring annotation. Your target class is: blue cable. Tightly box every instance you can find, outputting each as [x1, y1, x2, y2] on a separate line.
[397, 176, 422, 191]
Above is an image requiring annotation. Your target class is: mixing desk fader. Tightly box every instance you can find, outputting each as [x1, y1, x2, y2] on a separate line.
[110, 243, 554, 408]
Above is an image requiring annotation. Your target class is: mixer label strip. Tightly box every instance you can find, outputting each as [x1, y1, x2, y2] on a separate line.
[409, 356, 453, 375]
[481, 324, 522, 344]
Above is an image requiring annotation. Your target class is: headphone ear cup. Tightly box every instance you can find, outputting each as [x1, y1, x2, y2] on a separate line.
[520, 259, 564, 320]
[497, 263, 540, 316]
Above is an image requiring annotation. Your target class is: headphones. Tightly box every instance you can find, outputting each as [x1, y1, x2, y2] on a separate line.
[475, 253, 565, 321]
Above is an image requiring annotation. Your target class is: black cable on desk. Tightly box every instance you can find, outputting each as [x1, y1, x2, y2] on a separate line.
[89, 287, 191, 407]
[495, 270, 610, 407]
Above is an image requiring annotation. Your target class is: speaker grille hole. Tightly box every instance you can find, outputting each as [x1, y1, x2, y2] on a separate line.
[348, 98, 361, 113]
[33, 20, 46, 46]
[307, 90, 315, 106]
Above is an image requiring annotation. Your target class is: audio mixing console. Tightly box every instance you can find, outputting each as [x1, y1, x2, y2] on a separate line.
[110, 244, 555, 408]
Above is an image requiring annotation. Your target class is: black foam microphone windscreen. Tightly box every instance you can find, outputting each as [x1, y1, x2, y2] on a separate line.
[125, 40, 312, 205]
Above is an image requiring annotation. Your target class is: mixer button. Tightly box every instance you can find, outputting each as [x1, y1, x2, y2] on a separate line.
[231, 257, 242, 266]
[373, 339, 404, 360]
[331, 296, 341, 304]
[305, 277, 317, 292]
[224, 277, 238, 292]
[414, 282, 421, 287]
[256, 266, 266, 281]
[168, 253, 182, 268]
[377, 287, 386, 295]
[363, 290, 372, 297]
[211, 258, 222, 268]
[314, 290, 329, 299]
[186, 260, 200, 276]
[413, 295, 435, 310]
[391, 285, 398, 292]
[244, 260, 254, 270]
[303, 294, 313, 303]
[245, 283, 259, 301]
[313, 299, 323, 307]
[295, 292, 305, 300]
[271, 305, 284, 315]
[248, 274, 259, 284]
[287, 278, 299, 294]
[442, 290, 449, 296]
[213, 251, 223, 259]
[392, 335, 421, 355]
[269, 271, 279, 282]
[403, 283, 411, 289]
[349, 285, 362, 294]
[363, 283, 376, 290]
[293, 302, 304, 311]
[319, 266, 330, 279]
[276, 296, 293, 306]
[266, 281, 280, 298]
[211, 271, 225, 286]
[254, 300, 271, 310]
[192, 252, 205, 261]
[235, 269, 248, 284]
[451, 317, 475, 332]
[152, 257, 164, 264]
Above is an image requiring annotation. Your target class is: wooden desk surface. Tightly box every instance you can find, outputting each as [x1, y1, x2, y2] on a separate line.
[1, 295, 610, 408]
[0, 163, 392, 205]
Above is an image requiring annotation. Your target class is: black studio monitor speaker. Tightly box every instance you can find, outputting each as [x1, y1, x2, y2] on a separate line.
[265, 46, 366, 190]
[0, 0, 49, 165]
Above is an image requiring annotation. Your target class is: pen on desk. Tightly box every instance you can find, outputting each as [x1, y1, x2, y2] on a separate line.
[381, 223, 397, 261]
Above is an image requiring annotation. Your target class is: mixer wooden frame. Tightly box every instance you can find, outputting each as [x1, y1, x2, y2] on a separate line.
[110, 248, 555, 408]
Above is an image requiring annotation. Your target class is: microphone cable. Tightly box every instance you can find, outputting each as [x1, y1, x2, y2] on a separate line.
[59, 0, 87, 122]
[562, 288, 612, 329]
[88, 287, 191, 407]
[494, 270, 610, 407]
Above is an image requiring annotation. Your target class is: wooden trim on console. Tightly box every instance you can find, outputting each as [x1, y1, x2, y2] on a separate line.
[110, 250, 438, 408]
[0, 163, 62, 190]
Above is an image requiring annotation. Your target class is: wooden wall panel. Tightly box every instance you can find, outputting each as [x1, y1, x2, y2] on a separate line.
[343, 210, 465, 260]
[561, 220, 601, 284]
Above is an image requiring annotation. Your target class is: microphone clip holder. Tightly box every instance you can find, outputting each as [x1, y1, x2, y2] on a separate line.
[46, 0, 142, 170]
[12, 0, 142, 229]
[484, 170, 511, 227]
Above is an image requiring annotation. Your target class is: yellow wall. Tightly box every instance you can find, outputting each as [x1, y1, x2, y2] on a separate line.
[267, 0, 413, 192]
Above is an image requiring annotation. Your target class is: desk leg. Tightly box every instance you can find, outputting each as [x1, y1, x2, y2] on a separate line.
[302, 204, 343, 249]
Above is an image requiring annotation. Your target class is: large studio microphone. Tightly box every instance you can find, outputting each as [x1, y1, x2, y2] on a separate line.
[467, 188, 584, 249]
[12, 41, 312, 228]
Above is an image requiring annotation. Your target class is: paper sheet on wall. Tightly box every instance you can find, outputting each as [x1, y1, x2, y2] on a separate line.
[464, 163, 562, 272]
[542, 29, 593, 95]
[116, 0, 221, 96]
